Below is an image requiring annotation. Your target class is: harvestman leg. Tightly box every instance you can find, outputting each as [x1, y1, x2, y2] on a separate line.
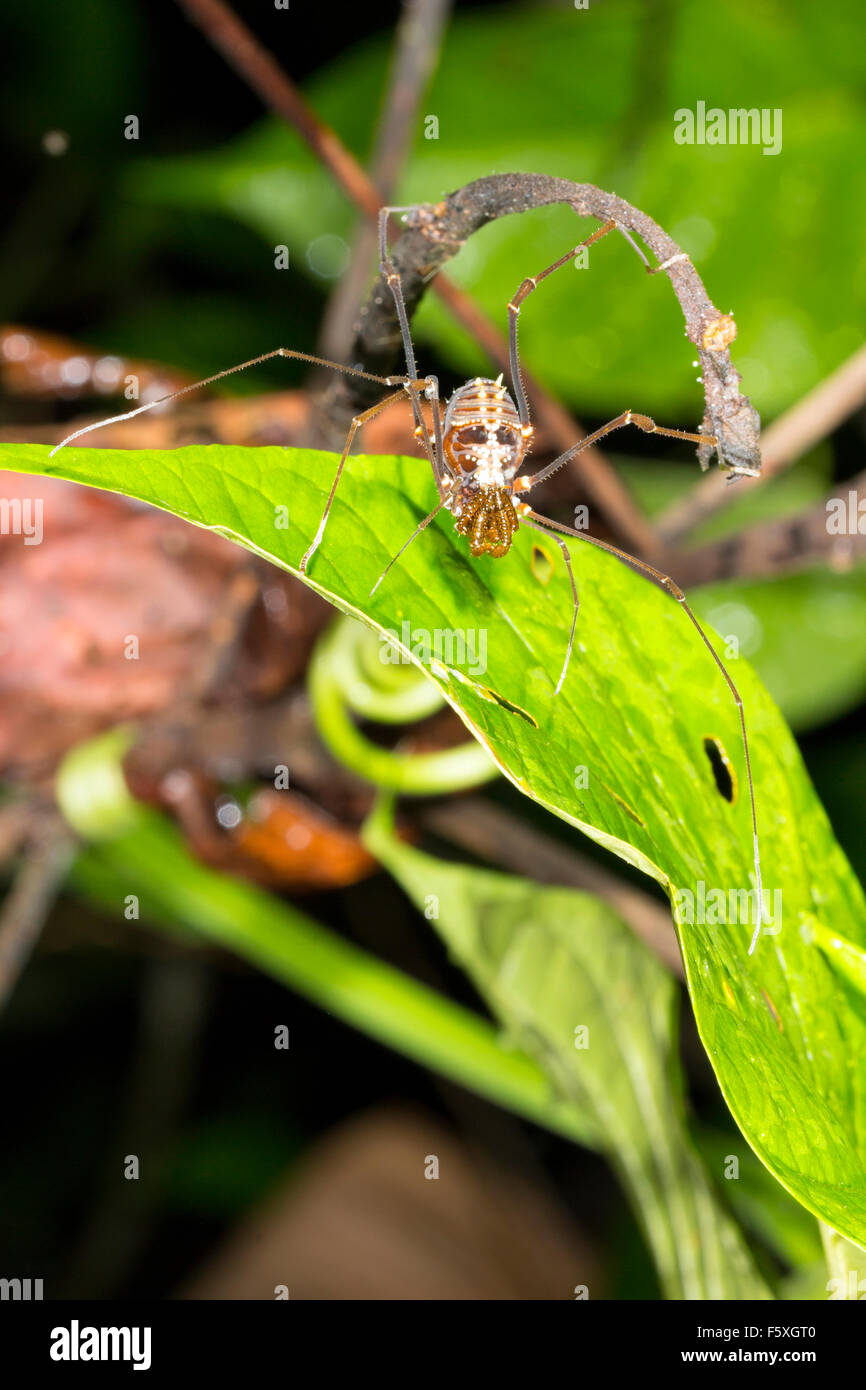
[505, 231, 759, 947]
[523, 518, 579, 696]
[46, 345, 442, 582]
[298, 207, 460, 572]
[300, 388, 406, 573]
[366, 379, 455, 597]
[369, 490, 453, 597]
[378, 206, 452, 486]
[365, 206, 463, 595]
[506, 216, 694, 431]
[522, 503, 765, 954]
[49, 346, 416, 457]
[303, 204, 460, 598]
[523, 410, 717, 493]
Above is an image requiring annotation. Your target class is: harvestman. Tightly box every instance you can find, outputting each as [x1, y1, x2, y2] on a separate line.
[50, 208, 765, 953]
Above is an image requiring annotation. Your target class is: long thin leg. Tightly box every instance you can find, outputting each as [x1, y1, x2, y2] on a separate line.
[378, 206, 451, 488]
[505, 216, 704, 465]
[508, 218, 619, 428]
[369, 490, 452, 596]
[378, 206, 423, 382]
[300, 389, 407, 574]
[524, 506, 764, 954]
[516, 410, 717, 494]
[422, 374, 447, 488]
[524, 518, 579, 695]
[48, 347, 415, 457]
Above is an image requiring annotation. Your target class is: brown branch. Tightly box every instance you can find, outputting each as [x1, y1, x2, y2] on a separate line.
[174, 0, 662, 559]
[0, 818, 74, 1008]
[350, 174, 762, 486]
[419, 798, 683, 978]
[175, 0, 382, 218]
[0, 799, 35, 865]
[316, 0, 452, 365]
[658, 344, 866, 544]
[673, 469, 866, 588]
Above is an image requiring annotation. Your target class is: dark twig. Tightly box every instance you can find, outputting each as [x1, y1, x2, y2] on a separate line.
[174, 0, 662, 558]
[658, 345, 866, 544]
[674, 469, 866, 588]
[316, 0, 452, 365]
[0, 816, 75, 1007]
[419, 798, 683, 978]
[0, 799, 35, 865]
[349, 175, 762, 485]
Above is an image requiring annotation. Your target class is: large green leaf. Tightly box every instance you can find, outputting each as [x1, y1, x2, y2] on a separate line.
[4, 439, 866, 1248]
[128, 0, 866, 417]
[364, 800, 769, 1299]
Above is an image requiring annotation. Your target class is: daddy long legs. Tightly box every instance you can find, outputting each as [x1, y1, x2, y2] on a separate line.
[49, 205, 764, 952]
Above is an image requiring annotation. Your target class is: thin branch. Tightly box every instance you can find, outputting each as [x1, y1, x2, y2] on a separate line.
[317, 0, 453, 365]
[674, 468, 866, 588]
[0, 818, 74, 1008]
[174, 0, 662, 558]
[352, 175, 762, 485]
[419, 797, 684, 978]
[0, 799, 34, 865]
[175, 0, 382, 217]
[658, 344, 866, 544]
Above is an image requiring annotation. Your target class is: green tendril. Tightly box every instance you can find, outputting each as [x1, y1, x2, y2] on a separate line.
[308, 616, 497, 793]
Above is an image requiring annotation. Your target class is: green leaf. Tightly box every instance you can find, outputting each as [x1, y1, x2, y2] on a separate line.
[811, 923, 866, 997]
[129, 0, 866, 417]
[821, 1222, 866, 1300]
[696, 1128, 824, 1270]
[364, 799, 770, 1299]
[5, 438, 866, 1249]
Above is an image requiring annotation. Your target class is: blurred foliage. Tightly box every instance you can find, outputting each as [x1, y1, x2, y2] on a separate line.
[617, 448, 834, 543]
[366, 799, 770, 1299]
[164, 1112, 303, 1218]
[694, 566, 866, 734]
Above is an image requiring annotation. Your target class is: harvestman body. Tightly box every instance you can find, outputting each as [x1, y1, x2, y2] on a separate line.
[50, 207, 765, 953]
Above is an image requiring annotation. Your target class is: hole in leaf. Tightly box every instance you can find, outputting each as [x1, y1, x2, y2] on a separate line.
[530, 544, 554, 585]
[703, 735, 737, 803]
[484, 688, 538, 725]
[431, 662, 538, 726]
